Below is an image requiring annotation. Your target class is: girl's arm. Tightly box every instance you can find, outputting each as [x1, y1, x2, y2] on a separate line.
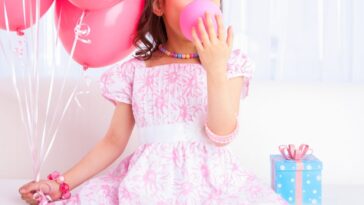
[206, 72, 244, 140]
[191, 13, 243, 145]
[19, 102, 134, 203]
[62, 101, 135, 190]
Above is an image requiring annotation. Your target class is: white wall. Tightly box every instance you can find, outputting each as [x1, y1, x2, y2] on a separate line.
[1, 76, 363, 186]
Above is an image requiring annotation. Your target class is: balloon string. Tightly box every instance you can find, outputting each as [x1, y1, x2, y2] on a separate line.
[45, 10, 84, 147]
[3, 1, 38, 178]
[41, 10, 87, 169]
[23, 0, 38, 180]
[54, 6, 63, 48]
[39, 6, 64, 172]
[41, 81, 81, 166]
[6, 40, 35, 168]
[31, 0, 42, 181]
[39, 43, 58, 182]
[74, 70, 92, 110]
[21, 0, 27, 28]
[33, 190, 52, 205]
[38, 6, 65, 161]
[7, 41, 39, 180]
[73, 10, 93, 110]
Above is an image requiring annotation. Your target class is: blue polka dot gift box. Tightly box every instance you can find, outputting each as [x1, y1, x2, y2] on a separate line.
[270, 144, 323, 205]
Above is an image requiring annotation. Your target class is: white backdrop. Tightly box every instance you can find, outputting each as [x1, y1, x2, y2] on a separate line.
[225, 0, 364, 82]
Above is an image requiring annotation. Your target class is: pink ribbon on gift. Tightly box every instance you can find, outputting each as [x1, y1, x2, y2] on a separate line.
[279, 144, 312, 161]
[279, 144, 313, 205]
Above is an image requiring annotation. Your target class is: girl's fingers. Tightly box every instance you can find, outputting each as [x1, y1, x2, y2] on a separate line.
[227, 26, 234, 48]
[30, 193, 39, 205]
[22, 192, 33, 199]
[197, 17, 210, 46]
[216, 14, 226, 41]
[25, 198, 36, 205]
[28, 200, 37, 205]
[19, 181, 35, 194]
[20, 181, 39, 194]
[205, 12, 217, 43]
[192, 27, 204, 51]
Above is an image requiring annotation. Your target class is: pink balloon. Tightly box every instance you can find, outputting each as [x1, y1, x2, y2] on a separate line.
[69, 0, 120, 11]
[180, 0, 222, 42]
[0, 0, 54, 33]
[55, 0, 144, 69]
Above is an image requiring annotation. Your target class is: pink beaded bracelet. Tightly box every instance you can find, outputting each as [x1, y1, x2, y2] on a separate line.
[204, 120, 239, 144]
[47, 171, 71, 200]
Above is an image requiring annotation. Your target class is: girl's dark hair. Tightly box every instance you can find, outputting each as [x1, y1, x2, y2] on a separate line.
[133, 0, 167, 61]
[133, 0, 223, 61]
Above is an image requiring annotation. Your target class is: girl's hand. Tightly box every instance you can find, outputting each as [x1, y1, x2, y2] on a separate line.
[191, 12, 234, 76]
[19, 179, 62, 204]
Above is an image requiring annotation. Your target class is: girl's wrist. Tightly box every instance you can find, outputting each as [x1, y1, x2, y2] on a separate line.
[206, 70, 227, 80]
[205, 64, 228, 77]
[62, 172, 75, 191]
[47, 171, 72, 200]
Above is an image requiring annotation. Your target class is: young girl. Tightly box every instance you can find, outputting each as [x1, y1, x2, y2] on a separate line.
[19, 0, 288, 204]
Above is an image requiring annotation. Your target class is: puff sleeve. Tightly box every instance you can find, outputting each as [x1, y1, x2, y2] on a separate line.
[226, 49, 255, 99]
[99, 60, 135, 105]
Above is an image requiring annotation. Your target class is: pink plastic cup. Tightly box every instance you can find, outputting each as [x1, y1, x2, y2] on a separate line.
[179, 0, 222, 41]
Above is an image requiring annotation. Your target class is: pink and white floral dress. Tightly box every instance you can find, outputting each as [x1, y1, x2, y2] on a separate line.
[50, 50, 288, 205]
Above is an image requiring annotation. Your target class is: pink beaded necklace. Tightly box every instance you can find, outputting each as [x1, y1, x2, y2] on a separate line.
[158, 44, 199, 59]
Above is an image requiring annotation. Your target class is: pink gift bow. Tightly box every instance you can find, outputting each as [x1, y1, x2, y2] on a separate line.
[279, 144, 313, 161]
[278, 144, 313, 205]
